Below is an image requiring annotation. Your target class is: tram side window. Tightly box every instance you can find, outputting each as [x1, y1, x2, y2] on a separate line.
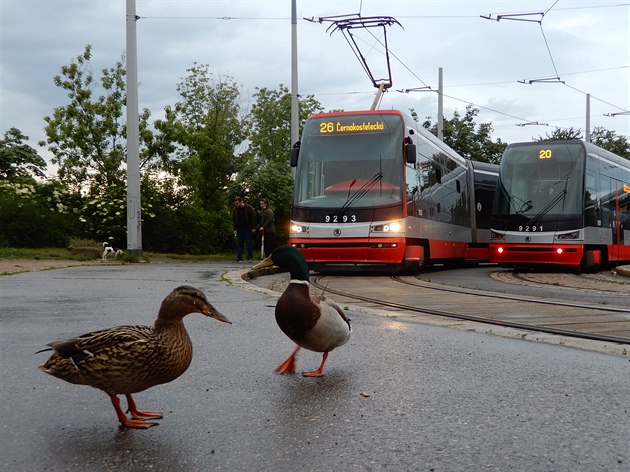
[584, 171, 598, 226]
[405, 161, 421, 217]
[598, 174, 612, 228]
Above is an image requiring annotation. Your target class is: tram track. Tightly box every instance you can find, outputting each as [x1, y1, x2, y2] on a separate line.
[311, 274, 630, 345]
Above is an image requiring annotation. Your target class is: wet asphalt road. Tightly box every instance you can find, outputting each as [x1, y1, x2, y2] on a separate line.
[1, 263, 629, 471]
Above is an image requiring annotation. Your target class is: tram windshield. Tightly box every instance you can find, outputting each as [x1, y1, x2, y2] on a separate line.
[493, 142, 584, 221]
[293, 114, 404, 209]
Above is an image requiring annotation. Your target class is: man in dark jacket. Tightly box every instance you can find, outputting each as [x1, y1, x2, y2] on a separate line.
[257, 198, 276, 258]
[232, 196, 256, 262]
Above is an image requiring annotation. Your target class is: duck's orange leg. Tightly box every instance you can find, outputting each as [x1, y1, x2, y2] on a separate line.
[274, 345, 300, 374]
[125, 393, 163, 420]
[303, 351, 329, 377]
[110, 396, 158, 429]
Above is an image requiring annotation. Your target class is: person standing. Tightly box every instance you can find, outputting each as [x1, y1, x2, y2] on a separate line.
[257, 197, 276, 258]
[232, 196, 256, 262]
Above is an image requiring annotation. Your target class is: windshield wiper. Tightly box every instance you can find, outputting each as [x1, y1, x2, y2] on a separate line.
[337, 171, 383, 217]
[527, 174, 570, 226]
[499, 182, 531, 215]
[517, 200, 533, 214]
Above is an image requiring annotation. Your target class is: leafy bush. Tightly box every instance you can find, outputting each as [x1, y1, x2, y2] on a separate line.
[0, 180, 76, 247]
[143, 201, 232, 254]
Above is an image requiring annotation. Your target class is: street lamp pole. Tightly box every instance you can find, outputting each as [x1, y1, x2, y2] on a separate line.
[126, 0, 142, 257]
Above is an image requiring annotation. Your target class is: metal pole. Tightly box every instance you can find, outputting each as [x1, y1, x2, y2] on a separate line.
[126, 0, 142, 257]
[290, 0, 299, 161]
[370, 83, 385, 110]
[438, 67, 444, 141]
[585, 93, 591, 143]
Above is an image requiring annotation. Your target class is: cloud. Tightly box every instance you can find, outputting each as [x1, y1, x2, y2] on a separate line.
[1, 0, 628, 166]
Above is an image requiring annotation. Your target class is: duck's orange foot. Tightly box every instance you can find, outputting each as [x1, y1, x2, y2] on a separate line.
[274, 346, 300, 375]
[302, 368, 324, 378]
[124, 393, 163, 419]
[119, 418, 159, 429]
[302, 352, 328, 378]
[111, 395, 161, 429]
[129, 409, 163, 420]
[274, 356, 297, 374]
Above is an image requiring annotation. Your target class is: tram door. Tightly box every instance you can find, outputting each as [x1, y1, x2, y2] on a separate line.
[610, 182, 621, 262]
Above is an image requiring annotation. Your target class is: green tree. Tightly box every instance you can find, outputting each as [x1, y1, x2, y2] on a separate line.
[536, 126, 629, 159]
[0, 128, 47, 180]
[244, 85, 323, 165]
[536, 127, 582, 141]
[40, 45, 126, 192]
[151, 64, 245, 251]
[233, 85, 323, 243]
[591, 127, 630, 159]
[39, 45, 163, 188]
[38, 45, 165, 244]
[422, 105, 507, 164]
[156, 64, 245, 209]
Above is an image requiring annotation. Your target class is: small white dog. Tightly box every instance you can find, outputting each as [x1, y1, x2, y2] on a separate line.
[102, 242, 124, 260]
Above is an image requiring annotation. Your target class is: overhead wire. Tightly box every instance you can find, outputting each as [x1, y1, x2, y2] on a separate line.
[385, 0, 628, 130]
[140, 2, 628, 133]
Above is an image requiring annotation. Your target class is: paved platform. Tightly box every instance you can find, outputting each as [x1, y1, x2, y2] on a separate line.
[1, 262, 629, 471]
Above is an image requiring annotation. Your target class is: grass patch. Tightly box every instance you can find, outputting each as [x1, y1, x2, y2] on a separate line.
[143, 251, 234, 262]
[0, 245, 234, 263]
[0, 247, 94, 261]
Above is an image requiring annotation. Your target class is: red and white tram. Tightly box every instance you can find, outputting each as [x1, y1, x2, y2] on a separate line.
[289, 110, 498, 271]
[490, 140, 630, 270]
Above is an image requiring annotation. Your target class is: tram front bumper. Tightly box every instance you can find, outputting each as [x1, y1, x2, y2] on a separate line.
[290, 237, 406, 264]
[490, 243, 583, 266]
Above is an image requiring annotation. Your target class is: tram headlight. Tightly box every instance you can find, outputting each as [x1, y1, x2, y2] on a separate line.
[491, 230, 504, 240]
[290, 223, 308, 234]
[556, 231, 579, 240]
[388, 221, 402, 232]
[370, 221, 402, 233]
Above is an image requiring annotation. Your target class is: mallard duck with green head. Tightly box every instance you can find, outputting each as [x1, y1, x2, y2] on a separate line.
[252, 245, 351, 377]
[38, 285, 231, 429]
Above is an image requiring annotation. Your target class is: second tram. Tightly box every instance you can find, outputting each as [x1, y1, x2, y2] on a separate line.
[289, 109, 498, 271]
[490, 140, 630, 270]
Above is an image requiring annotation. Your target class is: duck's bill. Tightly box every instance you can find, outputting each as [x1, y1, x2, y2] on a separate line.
[203, 306, 232, 324]
[251, 255, 274, 271]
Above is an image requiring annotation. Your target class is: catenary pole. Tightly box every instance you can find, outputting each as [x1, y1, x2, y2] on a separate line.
[585, 93, 591, 143]
[126, 0, 142, 257]
[438, 67, 444, 141]
[290, 0, 299, 171]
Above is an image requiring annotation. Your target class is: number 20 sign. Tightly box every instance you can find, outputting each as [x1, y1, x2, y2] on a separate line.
[539, 149, 552, 159]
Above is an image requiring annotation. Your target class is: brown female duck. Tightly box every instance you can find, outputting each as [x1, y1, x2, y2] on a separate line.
[38, 285, 230, 429]
[252, 245, 351, 377]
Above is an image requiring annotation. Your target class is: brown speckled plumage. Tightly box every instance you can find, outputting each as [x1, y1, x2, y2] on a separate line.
[38, 285, 230, 428]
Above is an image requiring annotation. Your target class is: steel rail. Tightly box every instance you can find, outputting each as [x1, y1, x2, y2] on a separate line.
[311, 276, 630, 345]
[391, 276, 630, 314]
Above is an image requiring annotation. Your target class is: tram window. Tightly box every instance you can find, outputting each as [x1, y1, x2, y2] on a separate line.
[585, 171, 598, 226]
[599, 175, 612, 227]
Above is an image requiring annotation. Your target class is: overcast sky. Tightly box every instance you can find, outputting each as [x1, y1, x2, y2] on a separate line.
[1, 0, 628, 170]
